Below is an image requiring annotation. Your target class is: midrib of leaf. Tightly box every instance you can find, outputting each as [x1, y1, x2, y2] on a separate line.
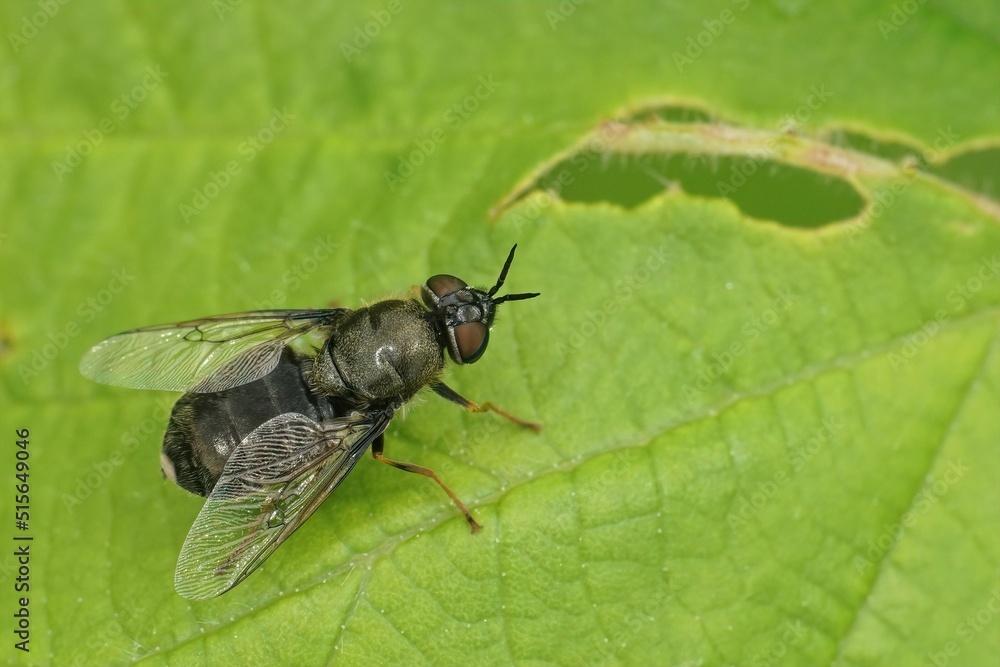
[134, 296, 1000, 665]
[491, 121, 1000, 231]
[829, 325, 1000, 666]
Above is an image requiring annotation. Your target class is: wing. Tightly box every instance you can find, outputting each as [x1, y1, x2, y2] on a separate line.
[79, 309, 346, 393]
[173, 409, 392, 600]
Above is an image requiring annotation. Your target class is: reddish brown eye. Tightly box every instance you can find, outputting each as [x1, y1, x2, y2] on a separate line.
[423, 274, 468, 308]
[426, 274, 467, 299]
[453, 322, 489, 363]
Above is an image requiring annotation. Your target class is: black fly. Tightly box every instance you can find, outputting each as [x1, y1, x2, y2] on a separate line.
[80, 245, 540, 599]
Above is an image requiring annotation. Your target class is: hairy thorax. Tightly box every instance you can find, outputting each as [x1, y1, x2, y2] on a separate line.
[317, 299, 444, 403]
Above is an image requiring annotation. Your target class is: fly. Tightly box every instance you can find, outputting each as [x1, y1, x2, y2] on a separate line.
[79, 245, 540, 599]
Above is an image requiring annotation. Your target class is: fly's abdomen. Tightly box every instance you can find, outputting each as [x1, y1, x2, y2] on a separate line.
[161, 350, 337, 496]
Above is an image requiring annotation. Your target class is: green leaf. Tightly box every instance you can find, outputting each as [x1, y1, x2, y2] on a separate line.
[2, 2, 999, 666]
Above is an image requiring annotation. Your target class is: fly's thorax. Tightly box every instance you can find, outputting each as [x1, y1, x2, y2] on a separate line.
[326, 299, 444, 402]
[307, 339, 349, 396]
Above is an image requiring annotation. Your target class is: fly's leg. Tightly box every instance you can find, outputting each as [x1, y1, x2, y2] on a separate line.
[372, 435, 482, 533]
[431, 381, 542, 432]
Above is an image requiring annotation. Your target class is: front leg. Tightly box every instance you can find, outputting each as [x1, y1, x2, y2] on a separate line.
[431, 381, 542, 432]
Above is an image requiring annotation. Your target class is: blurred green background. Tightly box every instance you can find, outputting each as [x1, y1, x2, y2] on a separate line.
[2, 1, 999, 666]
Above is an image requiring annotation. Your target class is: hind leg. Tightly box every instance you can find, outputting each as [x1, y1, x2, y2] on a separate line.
[371, 435, 481, 533]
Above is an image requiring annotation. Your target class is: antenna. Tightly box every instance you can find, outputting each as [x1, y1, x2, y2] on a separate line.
[493, 292, 540, 304]
[489, 244, 540, 304]
[489, 244, 519, 297]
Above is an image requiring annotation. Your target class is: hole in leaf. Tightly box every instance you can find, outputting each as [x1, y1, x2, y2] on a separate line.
[534, 151, 866, 228]
[929, 147, 1000, 202]
[826, 127, 1000, 203]
[619, 104, 716, 124]
[825, 129, 926, 165]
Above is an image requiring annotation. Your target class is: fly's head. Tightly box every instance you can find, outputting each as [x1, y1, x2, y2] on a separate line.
[421, 245, 540, 364]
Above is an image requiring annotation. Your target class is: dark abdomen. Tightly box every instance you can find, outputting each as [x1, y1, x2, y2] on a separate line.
[162, 351, 339, 496]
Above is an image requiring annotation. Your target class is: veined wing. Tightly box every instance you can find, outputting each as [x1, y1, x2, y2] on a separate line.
[174, 409, 392, 600]
[79, 309, 346, 393]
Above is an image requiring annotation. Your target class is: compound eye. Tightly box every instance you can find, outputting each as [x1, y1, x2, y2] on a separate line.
[427, 274, 467, 298]
[453, 322, 489, 364]
[423, 274, 467, 307]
